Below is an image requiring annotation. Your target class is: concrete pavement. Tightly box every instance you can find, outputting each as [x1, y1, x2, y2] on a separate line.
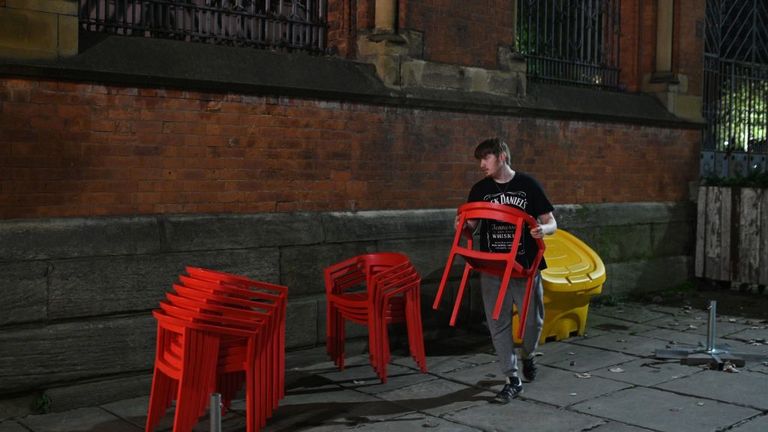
[2, 301, 768, 432]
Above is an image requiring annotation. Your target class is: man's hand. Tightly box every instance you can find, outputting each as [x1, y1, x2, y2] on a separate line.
[531, 212, 557, 239]
[455, 214, 478, 231]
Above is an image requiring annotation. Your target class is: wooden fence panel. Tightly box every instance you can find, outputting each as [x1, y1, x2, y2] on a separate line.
[737, 188, 761, 283]
[696, 186, 767, 285]
[761, 190, 768, 285]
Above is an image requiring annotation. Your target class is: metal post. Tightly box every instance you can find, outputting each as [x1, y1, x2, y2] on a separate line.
[706, 300, 717, 353]
[210, 393, 222, 432]
[654, 299, 768, 368]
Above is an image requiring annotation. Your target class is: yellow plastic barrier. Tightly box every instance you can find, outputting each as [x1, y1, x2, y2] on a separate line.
[513, 229, 606, 344]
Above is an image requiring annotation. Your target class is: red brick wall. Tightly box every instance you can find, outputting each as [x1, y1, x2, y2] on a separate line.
[619, 0, 657, 92]
[0, 78, 700, 219]
[401, 0, 515, 68]
[327, 0, 375, 58]
[675, 0, 705, 96]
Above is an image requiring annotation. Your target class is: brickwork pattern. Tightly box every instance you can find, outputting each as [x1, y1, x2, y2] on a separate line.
[401, 0, 515, 68]
[675, 0, 705, 96]
[0, 78, 700, 219]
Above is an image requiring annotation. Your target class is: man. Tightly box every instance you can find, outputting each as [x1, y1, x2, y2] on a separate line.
[458, 137, 557, 403]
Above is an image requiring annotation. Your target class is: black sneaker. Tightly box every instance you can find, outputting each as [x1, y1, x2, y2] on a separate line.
[522, 357, 537, 382]
[493, 378, 522, 403]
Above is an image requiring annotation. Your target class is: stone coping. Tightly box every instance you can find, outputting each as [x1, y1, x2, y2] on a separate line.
[0, 33, 702, 128]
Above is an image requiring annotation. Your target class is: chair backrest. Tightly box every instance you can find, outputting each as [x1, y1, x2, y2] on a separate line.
[185, 267, 288, 297]
[371, 261, 420, 298]
[324, 252, 416, 299]
[455, 201, 543, 266]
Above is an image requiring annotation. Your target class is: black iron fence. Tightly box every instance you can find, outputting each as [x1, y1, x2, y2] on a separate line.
[517, 0, 621, 90]
[79, 0, 327, 53]
[701, 0, 768, 177]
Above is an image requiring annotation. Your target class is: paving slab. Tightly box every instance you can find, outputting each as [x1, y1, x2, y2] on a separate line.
[585, 314, 657, 337]
[100, 396, 154, 430]
[17, 407, 142, 432]
[253, 386, 404, 432]
[588, 357, 701, 386]
[393, 352, 496, 375]
[102, 395, 245, 432]
[724, 326, 768, 344]
[570, 387, 759, 432]
[375, 374, 494, 416]
[519, 365, 632, 407]
[588, 421, 656, 432]
[659, 316, 752, 337]
[536, 341, 637, 373]
[638, 327, 735, 348]
[657, 369, 768, 410]
[435, 360, 508, 391]
[728, 414, 768, 432]
[348, 413, 482, 431]
[442, 397, 604, 432]
[0, 422, 28, 432]
[646, 304, 694, 316]
[570, 333, 670, 357]
[316, 362, 435, 395]
[590, 305, 669, 323]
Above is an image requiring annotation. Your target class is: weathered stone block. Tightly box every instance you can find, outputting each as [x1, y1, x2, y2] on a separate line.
[57, 13, 77, 56]
[286, 297, 320, 349]
[163, 213, 323, 252]
[651, 221, 694, 257]
[47, 248, 279, 319]
[377, 236, 454, 282]
[321, 209, 453, 243]
[0, 261, 48, 325]
[0, 217, 163, 261]
[7, 0, 77, 15]
[280, 242, 376, 297]
[44, 374, 152, 413]
[0, 8, 57, 54]
[555, 202, 693, 229]
[603, 255, 691, 296]
[0, 315, 155, 393]
[591, 224, 654, 262]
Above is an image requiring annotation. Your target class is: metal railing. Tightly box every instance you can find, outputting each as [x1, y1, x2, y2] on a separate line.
[517, 0, 621, 90]
[701, 0, 768, 177]
[79, 0, 328, 53]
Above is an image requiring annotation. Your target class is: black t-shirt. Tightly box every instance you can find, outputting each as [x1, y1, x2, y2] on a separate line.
[467, 172, 554, 270]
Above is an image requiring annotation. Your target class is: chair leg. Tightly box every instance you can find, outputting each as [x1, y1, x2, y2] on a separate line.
[516, 275, 535, 341]
[449, 264, 473, 326]
[406, 290, 427, 373]
[145, 369, 175, 432]
[172, 332, 219, 432]
[492, 266, 515, 321]
[432, 252, 456, 310]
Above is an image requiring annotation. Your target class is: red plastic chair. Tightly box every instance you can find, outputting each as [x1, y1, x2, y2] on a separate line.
[180, 270, 286, 430]
[145, 269, 287, 432]
[432, 202, 545, 341]
[324, 253, 427, 383]
[146, 308, 262, 432]
[156, 295, 275, 431]
[179, 270, 286, 409]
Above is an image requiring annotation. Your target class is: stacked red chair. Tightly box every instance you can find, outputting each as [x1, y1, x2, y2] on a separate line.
[324, 252, 427, 383]
[432, 202, 545, 340]
[145, 267, 287, 432]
